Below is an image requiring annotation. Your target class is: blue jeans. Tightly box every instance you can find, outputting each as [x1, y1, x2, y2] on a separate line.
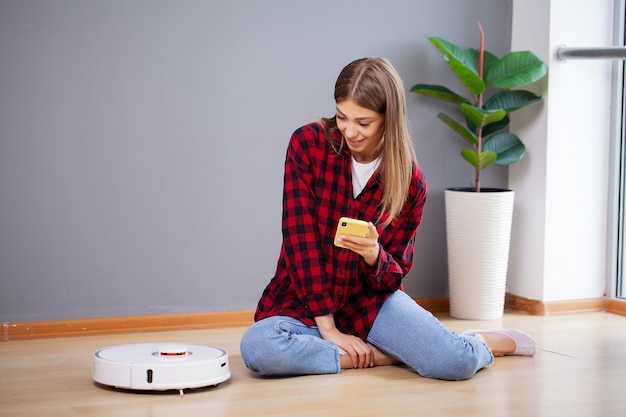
[240, 290, 494, 380]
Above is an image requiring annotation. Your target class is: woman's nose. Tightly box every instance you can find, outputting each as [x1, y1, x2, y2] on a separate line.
[344, 124, 357, 139]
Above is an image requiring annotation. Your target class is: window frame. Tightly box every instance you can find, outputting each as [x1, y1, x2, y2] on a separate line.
[608, 0, 626, 299]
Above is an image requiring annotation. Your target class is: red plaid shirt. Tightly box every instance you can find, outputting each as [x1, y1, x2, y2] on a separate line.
[254, 122, 427, 340]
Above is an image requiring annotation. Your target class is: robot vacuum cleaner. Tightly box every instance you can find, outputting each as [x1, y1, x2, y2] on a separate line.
[93, 343, 230, 396]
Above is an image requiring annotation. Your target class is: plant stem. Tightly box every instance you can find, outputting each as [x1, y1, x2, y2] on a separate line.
[475, 123, 482, 192]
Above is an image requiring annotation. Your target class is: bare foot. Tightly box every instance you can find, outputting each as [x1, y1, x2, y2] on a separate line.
[367, 343, 400, 366]
[474, 332, 516, 356]
[339, 351, 354, 369]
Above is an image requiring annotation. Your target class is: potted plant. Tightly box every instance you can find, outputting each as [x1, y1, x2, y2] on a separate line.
[411, 23, 547, 319]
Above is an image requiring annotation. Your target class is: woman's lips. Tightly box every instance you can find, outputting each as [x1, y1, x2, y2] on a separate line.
[346, 138, 364, 146]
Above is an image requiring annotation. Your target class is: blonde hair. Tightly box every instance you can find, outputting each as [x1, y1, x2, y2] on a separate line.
[322, 57, 416, 227]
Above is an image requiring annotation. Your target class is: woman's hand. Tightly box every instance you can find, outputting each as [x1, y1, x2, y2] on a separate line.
[331, 331, 374, 369]
[336, 222, 380, 266]
[315, 314, 374, 369]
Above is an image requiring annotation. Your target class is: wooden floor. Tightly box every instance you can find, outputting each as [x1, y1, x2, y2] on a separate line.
[2, 311, 626, 417]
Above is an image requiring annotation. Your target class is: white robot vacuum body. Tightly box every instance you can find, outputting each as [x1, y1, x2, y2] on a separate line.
[93, 343, 230, 393]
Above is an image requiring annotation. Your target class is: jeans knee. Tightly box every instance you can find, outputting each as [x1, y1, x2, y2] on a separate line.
[418, 355, 481, 381]
[240, 317, 343, 376]
[240, 325, 268, 373]
[425, 363, 477, 381]
[241, 320, 292, 375]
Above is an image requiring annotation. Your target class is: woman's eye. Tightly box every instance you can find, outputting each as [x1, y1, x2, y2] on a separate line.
[359, 123, 370, 127]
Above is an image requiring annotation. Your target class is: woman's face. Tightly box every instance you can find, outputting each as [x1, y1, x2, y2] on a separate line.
[335, 99, 385, 163]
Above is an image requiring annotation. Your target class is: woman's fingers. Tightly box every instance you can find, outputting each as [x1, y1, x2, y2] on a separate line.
[324, 327, 374, 369]
[346, 338, 374, 368]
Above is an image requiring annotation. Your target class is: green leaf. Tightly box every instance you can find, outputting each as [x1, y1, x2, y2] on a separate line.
[410, 84, 472, 105]
[429, 37, 480, 73]
[437, 113, 477, 145]
[461, 149, 498, 169]
[460, 103, 506, 128]
[483, 132, 526, 165]
[484, 90, 542, 112]
[485, 51, 547, 89]
[429, 36, 485, 96]
[467, 114, 510, 137]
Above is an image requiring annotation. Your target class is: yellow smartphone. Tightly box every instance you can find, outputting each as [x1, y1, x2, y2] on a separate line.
[334, 217, 369, 248]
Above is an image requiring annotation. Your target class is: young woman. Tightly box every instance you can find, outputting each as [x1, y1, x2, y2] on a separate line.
[240, 57, 535, 380]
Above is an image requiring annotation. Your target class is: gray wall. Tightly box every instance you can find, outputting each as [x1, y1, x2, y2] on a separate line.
[0, 0, 511, 322]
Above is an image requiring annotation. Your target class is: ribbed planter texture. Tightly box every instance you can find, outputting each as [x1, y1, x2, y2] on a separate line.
[445, 188, 515, 320]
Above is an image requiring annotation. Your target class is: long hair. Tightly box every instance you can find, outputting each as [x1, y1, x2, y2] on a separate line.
[322, 57, 416, 227]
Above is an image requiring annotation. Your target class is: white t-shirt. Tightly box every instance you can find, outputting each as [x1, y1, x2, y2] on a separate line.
[352, 156, 381, 198]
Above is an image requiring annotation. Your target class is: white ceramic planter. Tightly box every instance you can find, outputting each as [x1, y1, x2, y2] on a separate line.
[445, 188, 515, 320]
